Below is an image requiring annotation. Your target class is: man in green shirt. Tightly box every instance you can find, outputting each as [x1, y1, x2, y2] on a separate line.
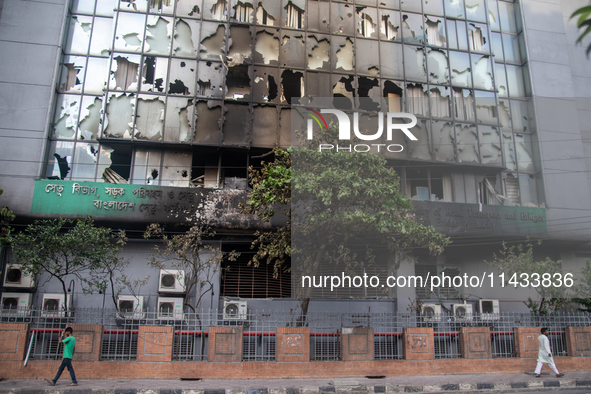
[46, 327, 77, 386]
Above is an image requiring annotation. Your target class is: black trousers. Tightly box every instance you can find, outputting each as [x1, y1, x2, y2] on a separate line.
[53, 358, 77, 384]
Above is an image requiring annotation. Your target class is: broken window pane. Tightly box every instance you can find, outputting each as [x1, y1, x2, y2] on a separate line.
[195, 101, 222, 145]
[149, 0, 174, 14]
[96, 144, 130, 183]
[490, 32, 503, 61]
[502, 132, 516, 170]
[307, 35, 330, 70]
[281, 107, 304, 147]
[510, 100, 531, 133]
[198, 61, 225, 98]
[475, 90, 497, 124]
[131, 148, 161, 185]
[357, 7, 378, 38]
[404, 45, 426, 82]
[173, 18, 200, 57]
[407, 83, 429, 117]
[356, 38, 379, 76]
[66, 15, 92, 55]
[472, 55, 493, 90]
[169, 59, 197, 95]
[505, 65, 525, 97]
[53, 95, 80, 139]
[409, 119, 432, 161]
[450, 51, 471, 87]
[89, 17, 113, 56]
[498, 1, 517, 34]
[232, 0, 255, 23]
[134, 95, 164, 140]
[225, 65, 251, 100]
[281, 70, 304, 104]
[380, 42, 403, 79]
[145, 16, 173, 55]
[253, 67, 279, 102]
[519, 174, 538, 207]
[331, 3, 354, 35]
[256, 3, 277, 26]
[444, 0, 464, 19]
[453, 88, 475, 121]
[78, 96, 103, 140]
[118, 0, 148, 12]
[161, 149, 192, 187]
[59, 56, 85, 93]
[307, 0, 329, 33]
[425, 16, 446, 47]
[502, 33, 522, 64]
[358, 78, 381, 112]
[495, 63, 507, 97]
[456, 124, 479, 164]
[109, 54, 140, 91]
[229, 26, 252, 62]
[176, 0, 201, 18]
[465, 0, 486, 22]
[427, 49, 449, 84]
[478, 125, 501, 165]
[165, 97, 194, 143]
[283, 1, 305, 29]
[140, 56, 167, 93]
[206, 0, 229, 20]
[104, 93, 135, 139]
[333, 75, 355, 110]
[114, 12, 145, 52]
[223, 103, 251, 146]
[488, 0, 500, 30]
[431, 121, 455, 162]
[71, 142, 99, 181]
[280, 34, 305, 68]
[200, 23, 226, 60]
[468, 22, 489, 53]
[379, 10, 400, 40]
[46, 141, 74, 180]
[252, 105, 278, 147]
[402, 13, 424, 44]
[384, 80, 403, 112]
[429, 86, 451, 119]
[498, 99, 511, 132]
[255, 30, 280, 65]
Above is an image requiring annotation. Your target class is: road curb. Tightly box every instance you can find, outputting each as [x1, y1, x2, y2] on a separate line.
[2, 380, 591, 394]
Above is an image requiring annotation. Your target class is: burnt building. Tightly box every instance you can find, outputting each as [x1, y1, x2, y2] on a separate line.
[0, 0, 591, 315]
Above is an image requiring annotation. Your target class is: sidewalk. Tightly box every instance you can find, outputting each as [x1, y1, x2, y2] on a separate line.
[1, 372, 591, 394]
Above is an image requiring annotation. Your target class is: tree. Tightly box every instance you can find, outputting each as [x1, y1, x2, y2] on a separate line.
[9, 217, 127, 311]
[0, 189, 16, 245]
[243, 122, 450, 319]
[573, 260, 591, 312]
[571, 4, 591, 57]
[144, 223, 239, 312]
[486, 241, 570, 315]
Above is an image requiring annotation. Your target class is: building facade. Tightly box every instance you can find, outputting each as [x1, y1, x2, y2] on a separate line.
[0, 0, 591, 316]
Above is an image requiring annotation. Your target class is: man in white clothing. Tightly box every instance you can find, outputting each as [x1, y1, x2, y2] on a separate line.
[535, 327, 564, 378]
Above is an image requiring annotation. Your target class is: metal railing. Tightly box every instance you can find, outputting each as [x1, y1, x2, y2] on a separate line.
[2, 307, 588, 362]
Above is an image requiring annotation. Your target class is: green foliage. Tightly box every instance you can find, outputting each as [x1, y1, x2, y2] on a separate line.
[573, 259, 591, 312]
[9, 217, 127, 309]
[487, 240, 569, 314]
[0, 189, 16, 245]
[571, 5, 591, 57]
[144, 223, 239, 312]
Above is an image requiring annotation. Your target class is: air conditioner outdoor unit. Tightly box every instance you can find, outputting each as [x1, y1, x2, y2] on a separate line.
[452, 303, 473, 321]
[41, 294, 68, 317]
[1, 293, 32, 316]
[158, 269, 186, 294]
[157, 297, 184, 320]
[421, 304, 441, 322]
[478, 299, 500, 321]
[117, 295, 145, 319]
[223, 300, 247, 320]
[3, 264, 35, 288]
